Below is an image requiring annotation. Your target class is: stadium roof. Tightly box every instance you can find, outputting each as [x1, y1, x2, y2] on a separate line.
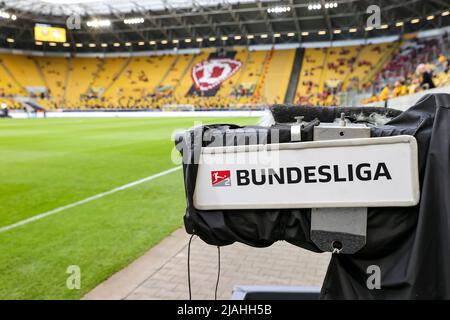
[0, 0, 449, 52]
[4, 0, 257, 16]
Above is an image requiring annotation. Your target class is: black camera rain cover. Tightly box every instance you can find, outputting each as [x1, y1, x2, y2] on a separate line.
[178, 93, 450, 299]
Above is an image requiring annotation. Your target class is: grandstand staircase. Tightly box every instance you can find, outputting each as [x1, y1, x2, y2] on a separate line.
[232, 49, 251, 92]
[253, 50, 272, 103]
[341, 46, 363, 89]
[32, 57, 50, 94]
[154, 55, 179, 92]
[361, 42, 401, 86]
[0, 60, 27, 95]
[175, 54, 196, 94]
[85, 58, 106, 95]
[102, 57, 131, 96]
[62, 57, 72, 107]
[15, 96, 46, 112]
[284, 48, 304, 103]
[317, 49, 329, 94]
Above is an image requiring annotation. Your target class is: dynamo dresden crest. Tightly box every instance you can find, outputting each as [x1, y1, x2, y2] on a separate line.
[191, 58, 242, 91]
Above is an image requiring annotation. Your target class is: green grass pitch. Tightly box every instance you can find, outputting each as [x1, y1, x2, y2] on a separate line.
[0, 117, 257, 299]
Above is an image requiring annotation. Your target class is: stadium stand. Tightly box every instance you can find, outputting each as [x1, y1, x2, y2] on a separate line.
[65, 57, 100, 108]
[86, 57, 129, 108]
[108, 55, 176, 101]
[259, 48, 296, 104]
[294, 43, 398, 106]
[36, 57, 68, 105]
[0, 56, 26, 96]
[0, 34, 449, 111]
[0, 54, 45, 90]
[295, 47, 326, 106]
[214, 47, 247, 98]
[172, 50, 211, 106]
[232, 49, 268, 105]
[361, 33, 450, 104]
[158, 54, 193, 98]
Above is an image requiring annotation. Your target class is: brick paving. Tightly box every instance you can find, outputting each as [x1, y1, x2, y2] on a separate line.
[85, 228, 331, 300]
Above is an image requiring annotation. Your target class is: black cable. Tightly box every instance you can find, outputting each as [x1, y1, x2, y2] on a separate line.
[187, 234, 195, 300]
[215, 246, 221, 300]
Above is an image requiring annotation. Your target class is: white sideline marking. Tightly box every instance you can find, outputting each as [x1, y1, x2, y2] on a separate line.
[0, 166, 182, 234]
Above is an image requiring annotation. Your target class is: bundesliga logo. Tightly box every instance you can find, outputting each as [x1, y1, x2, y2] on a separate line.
[211, 170, 231, 187]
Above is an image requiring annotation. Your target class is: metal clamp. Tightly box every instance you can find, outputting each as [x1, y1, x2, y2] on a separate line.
[290, 116, 305, 142]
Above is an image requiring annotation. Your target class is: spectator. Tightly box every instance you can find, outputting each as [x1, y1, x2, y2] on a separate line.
[416, 63, 435, 90]
[437, 55, 449, 73]
[1, 102, 9, 118]
[392, 80, 408, 97]
[379, 84, 391, 101]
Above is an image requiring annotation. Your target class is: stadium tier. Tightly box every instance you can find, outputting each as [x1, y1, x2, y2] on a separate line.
[0, 34, 449, 111]
[295, 42, 400, 106]
[368, 34, 450, 100]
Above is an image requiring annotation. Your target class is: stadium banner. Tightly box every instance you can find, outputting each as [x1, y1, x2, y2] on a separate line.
[191, 58, 242, 91]
[194, 135, 419, 210]
[34, 24, 66, 42]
